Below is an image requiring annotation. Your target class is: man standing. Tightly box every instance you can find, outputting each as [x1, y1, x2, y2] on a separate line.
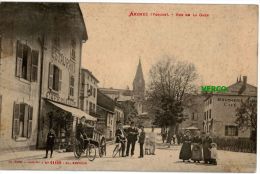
[115, 123, 126, 157]
[126, 121, 139, 157]
[138, 125, 146, 158]
[44, 128, 56, 158]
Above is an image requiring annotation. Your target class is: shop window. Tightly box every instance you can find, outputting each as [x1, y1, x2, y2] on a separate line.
[71, 39, 76, 60]
[225, 125, 238, 136]
[48, 63, 62, 92]
[16, 41, 39, 82]
[12, 102, 33, 139]
[69, 75, 74, 96]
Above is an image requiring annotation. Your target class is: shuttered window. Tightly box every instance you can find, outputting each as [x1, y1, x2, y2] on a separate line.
[48, 63, 62, 92]
[12, 102, 33, 139]
[15, 41, 39, 82]
[69, 75, 74, 96]
[12, 102, 20, 138]
[31, 50, 39, 82]
[48, 63, 54, 89]
[16, 41, 23, 77]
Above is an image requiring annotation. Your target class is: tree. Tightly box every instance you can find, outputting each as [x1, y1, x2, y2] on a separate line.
[235, 97, 257, 141]
[147, 57, 198, 143]
[120, 100, 138, 124]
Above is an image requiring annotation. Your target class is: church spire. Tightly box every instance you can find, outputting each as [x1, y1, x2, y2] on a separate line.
[133, 58, 145, 98]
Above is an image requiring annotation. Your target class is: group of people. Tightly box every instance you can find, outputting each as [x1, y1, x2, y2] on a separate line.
[161, 129, 183, 145]
[179, 131, 218, 165]
[115, 121, 156, 158]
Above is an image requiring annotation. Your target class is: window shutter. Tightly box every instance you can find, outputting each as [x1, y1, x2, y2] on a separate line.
[48, 63, 54, 89]
[16, 41, 23, 77]
[27, 106, 33, 138]
[12, 102, 20, 138]
[23, 104, 29, 137]
[26, 46, 32, 81]
[31, 50, 39, 82]
[58, 68, 62, 91]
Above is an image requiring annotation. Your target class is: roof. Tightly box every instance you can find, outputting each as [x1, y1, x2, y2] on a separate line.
[81, 68, 99, 83]
[0, 3, 88, 41]
[97, 90, 115, 112]
[203, 79, 257, 101]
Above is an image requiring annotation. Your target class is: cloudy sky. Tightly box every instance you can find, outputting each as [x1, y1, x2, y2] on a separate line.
[80, 4, 258, 90]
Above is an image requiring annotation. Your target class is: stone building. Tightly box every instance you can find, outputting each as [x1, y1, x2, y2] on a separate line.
[0, 3, 96, 151]
[203, 76, 257, 138]
[0, 3, 43, 151]
[79, 68, 99, 116]
[96, 90, 115, 140]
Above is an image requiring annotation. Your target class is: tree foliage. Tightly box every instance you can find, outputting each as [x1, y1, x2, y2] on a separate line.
[147, 57, 198, 130]
[120, 100, 138, 124]
[235, 97, 257, 133]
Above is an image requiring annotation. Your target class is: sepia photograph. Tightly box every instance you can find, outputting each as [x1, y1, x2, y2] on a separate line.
[0, 1, 258, 172]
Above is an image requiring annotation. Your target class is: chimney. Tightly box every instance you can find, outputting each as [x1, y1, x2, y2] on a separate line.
[243, 76, 247, 85]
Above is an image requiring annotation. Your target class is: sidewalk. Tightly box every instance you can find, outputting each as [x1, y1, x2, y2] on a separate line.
[0, 141, 115, 163]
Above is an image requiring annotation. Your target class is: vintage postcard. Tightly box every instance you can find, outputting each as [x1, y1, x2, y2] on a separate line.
[0, 2, 258, 172]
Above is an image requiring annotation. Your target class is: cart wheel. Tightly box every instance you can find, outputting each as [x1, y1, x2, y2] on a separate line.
[74, 139, 83, 159]
[86, 144, 96, 161]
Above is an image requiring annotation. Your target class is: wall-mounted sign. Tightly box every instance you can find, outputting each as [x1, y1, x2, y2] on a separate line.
[51, 47, 75, 73]
[46, 91, 76, 107]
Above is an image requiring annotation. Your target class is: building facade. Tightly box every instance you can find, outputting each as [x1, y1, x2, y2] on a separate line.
[96, 90, 116, 140]
[0, 3, 43, 151]
[203, 76, 257, 138]
[37, 4, 89, 149]
[180, 94, 205, 132]
[0, 3, 93, 151]
[80, 68, 99, 116]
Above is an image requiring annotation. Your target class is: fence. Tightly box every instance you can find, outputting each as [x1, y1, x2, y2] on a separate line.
[213, 137, 256, 153]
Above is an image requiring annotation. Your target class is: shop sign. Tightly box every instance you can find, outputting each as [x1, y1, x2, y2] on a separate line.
[46, 91, 76, 107]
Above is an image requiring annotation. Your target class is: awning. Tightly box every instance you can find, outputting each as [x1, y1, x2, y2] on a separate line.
[48, 100, 97, 121]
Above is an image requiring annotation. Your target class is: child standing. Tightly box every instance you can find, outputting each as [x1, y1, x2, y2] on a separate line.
[209, 143, 218, 165]
[138, 126, 146, 158]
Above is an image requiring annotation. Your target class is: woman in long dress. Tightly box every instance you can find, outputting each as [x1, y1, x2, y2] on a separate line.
[179, 132, 192, 162]
[202, 134, 213, 164]
[191, 134, 203, 163]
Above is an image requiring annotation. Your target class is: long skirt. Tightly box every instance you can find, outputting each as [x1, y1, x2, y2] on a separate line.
[179, 142, 192, 160]
[203, 145, 211, 161]
[191, 144, 202, 161]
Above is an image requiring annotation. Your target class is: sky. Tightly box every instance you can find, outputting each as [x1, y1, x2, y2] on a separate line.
[80, 4, 258, 90]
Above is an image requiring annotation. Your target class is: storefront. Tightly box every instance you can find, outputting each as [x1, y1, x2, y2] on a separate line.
[38, 99, 97, 151]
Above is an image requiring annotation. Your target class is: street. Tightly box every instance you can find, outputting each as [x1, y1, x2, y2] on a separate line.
[0, 134, 256, 172]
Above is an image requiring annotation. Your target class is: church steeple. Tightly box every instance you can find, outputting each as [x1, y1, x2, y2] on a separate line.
[133, 58, 145, 99]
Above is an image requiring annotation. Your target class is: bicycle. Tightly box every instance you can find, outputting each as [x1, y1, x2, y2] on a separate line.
[74, 138, 96, 161]
[112, 138, 126, 158]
